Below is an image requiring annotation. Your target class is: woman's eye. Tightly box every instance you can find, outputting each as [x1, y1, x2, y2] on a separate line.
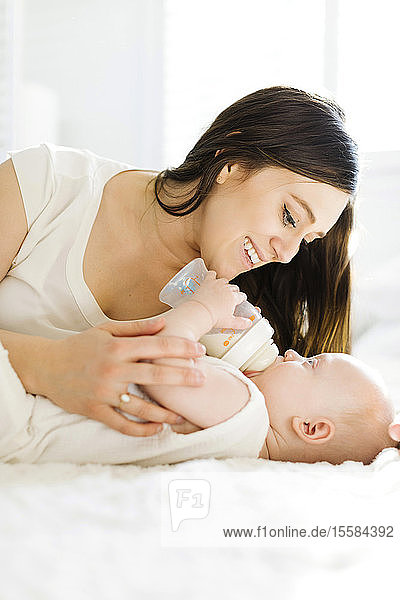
[282, 204, 296, 228]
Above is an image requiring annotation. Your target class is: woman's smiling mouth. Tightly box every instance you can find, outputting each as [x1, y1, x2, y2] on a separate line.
[240, 236, 268, 269]
[244, 236, 263, 264]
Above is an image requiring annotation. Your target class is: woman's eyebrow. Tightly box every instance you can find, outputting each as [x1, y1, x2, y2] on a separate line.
[289, 193, 326, 237]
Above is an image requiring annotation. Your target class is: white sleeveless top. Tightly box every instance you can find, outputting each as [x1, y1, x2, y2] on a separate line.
[0, 142, 140, 339]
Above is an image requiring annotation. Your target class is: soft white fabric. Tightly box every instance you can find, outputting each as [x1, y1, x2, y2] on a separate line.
[0, 142, 138, 339]
[0, 449, 399, 599]
[0, 341, 269, 465]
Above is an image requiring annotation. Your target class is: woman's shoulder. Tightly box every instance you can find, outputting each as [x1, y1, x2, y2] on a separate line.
[44, 142, 127, 179]
[7, 142, 111, 185]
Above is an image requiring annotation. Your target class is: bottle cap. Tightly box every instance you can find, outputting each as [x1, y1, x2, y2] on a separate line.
[240, 341, 279, 372]
[220, 318, 278, 370]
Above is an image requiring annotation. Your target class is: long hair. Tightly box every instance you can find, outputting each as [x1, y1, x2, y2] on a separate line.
[151, 86, 359, 355]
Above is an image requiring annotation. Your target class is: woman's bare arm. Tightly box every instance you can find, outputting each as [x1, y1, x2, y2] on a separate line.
[0, 158, 51, 393]
[0, 329, 55, 394]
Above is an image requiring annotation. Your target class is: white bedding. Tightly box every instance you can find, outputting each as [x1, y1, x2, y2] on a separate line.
[1, 265, 400, 597]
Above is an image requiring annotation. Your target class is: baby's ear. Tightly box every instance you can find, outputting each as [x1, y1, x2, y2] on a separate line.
[388, 420, 400, 443]
[291, 417, 335, 445]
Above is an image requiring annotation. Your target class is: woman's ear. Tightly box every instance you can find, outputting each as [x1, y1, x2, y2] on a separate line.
[215, 134, 241, 181]
[214, 155, 235, 183]
[291, 416, 335, 445]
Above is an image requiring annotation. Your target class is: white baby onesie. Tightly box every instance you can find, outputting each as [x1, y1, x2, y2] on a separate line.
[0, 343, 269, 466]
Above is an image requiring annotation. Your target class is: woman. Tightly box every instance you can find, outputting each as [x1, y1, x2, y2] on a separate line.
[0, 85, 359, 439]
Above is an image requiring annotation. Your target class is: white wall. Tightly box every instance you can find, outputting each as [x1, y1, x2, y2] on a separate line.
[0, 0, 15, 157]
[10, 0, 165, 167]
[353, 151, 400, 279]
[351, 150, 400, 341]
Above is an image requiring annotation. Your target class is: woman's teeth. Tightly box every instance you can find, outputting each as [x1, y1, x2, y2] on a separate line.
[244, 236, 262, 265]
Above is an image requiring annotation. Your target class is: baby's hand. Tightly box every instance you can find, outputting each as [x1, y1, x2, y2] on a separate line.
[189, 271, 252, 330]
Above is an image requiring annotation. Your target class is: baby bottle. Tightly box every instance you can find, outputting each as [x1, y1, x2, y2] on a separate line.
[159, 258, 279, 372]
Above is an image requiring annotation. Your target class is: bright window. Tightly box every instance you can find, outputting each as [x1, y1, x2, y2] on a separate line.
[163, 0, 399, 165]
[337, 0, 400, 153]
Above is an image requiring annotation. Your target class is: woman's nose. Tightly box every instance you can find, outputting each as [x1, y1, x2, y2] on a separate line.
[284, 349, 304, 362]
[273, 235, 303, 264]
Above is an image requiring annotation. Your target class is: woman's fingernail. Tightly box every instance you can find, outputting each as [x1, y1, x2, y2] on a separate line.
[197, 343, 207, 354]
[175, 416, 185, 424]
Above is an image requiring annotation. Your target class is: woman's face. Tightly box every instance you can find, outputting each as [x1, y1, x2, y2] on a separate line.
[199, 164, 349, 279]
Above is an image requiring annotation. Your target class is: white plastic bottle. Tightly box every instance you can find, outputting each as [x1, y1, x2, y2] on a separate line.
[159, 258, 279, 372]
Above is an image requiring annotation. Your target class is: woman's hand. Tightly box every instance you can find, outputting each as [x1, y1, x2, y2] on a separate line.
[189, 271, 252, 330]
[40, 317, 207, 437]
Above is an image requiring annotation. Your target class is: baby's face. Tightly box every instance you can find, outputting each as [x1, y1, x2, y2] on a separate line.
[245, 349, 374, 430]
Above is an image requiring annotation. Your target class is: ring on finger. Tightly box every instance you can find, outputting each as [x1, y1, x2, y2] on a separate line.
[119, 392, 131, 410]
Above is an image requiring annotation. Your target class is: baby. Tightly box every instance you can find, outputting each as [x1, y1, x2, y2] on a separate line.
[139, 271, 398, 466]
[246, 349, 396, 465]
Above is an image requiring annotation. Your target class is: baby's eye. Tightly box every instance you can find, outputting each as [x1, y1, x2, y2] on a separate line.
[282, 204, 296, 228]
[305, 357, 316, 367]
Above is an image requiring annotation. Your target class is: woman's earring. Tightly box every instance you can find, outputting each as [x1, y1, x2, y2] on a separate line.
[217, 176, 222, 183]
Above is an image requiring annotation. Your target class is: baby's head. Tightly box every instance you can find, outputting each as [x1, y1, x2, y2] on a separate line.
[245, 350, 397, 465]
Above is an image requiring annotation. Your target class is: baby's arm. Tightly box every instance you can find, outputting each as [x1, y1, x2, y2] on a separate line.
[140, 297, 251, 429]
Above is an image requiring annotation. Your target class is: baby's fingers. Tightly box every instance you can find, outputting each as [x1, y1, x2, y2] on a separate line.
[171, 420, 202, 434]
[235, 291, 247, 302]
[232, 317, 253, 330]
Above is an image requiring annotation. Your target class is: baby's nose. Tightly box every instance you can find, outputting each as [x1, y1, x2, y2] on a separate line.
[284, 349, 304, 361]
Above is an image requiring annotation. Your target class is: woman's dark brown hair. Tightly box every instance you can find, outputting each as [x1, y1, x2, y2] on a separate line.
[151, 86, 359, 356]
